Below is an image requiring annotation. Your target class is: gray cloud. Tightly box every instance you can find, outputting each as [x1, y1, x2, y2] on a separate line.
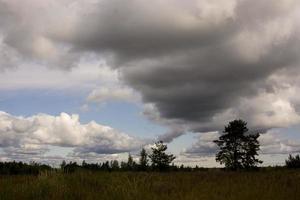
[87, 86, 140, 104]
[68, 0, 237, 63]
[69, 0, 300, 138]
[182, 130, 300, 156]
[182, 132, 219, 156]
[0, 0, 82, 70]
[0, 0, 300, 141]
[259, 130, 300, 154]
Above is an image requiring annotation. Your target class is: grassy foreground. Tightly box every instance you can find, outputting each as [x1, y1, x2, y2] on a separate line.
[0, 170, 299, 200]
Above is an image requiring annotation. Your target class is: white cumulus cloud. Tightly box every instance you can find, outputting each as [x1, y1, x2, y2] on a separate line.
[0, 111, 145, 160]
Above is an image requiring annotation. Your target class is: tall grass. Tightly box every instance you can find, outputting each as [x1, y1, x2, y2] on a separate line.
[0, 170, 299, 200]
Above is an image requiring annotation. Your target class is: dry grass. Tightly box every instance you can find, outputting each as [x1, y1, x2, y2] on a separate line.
[0, 169, 299, 200]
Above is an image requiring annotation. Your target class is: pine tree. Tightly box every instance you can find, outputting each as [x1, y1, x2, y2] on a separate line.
[139, 148, 148, 171]
[214, 119, 262, 170]
[110, 160, 120, 170]
[127, 153, 136, 170]
[149, 141, 176, 171]
[60, 160, 66, 170]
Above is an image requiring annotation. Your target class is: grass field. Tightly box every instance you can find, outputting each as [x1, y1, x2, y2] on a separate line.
[0, 169, 299, 200]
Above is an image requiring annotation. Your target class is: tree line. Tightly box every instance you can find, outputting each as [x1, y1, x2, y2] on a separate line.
[0, 119, 300, 175]
[61, 141, 177, 173]
[0, 161, 51, 175]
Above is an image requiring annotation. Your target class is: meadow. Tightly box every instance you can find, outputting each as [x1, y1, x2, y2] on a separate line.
[0, 169, 299, 200]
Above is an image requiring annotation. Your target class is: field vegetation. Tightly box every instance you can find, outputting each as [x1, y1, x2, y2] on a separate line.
[0, 169, 299, 200]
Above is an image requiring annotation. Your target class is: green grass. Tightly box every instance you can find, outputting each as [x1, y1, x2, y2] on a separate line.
[0, 170, 299, 200]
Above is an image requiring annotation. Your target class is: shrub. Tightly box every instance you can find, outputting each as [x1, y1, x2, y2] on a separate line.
[285, 154, 300, 168]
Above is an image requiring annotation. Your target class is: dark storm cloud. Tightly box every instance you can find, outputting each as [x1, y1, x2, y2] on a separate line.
[1, 0, 300, 141]
[66, 0, 300, 137]
[68, 0, 236, 64]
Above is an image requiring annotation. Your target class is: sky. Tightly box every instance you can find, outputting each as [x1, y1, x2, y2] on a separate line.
[0, 0, 300, 167]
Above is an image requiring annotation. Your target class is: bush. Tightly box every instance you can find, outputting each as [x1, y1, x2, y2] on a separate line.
[285, 154, 300, 168]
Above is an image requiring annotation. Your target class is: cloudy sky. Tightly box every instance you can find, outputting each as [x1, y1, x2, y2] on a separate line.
[0, 0, 300, 167]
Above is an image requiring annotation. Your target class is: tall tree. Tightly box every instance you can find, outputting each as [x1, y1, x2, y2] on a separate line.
[60, 160, 66, 170]
[110, 160, 120, 170]
[149, 141, 176, 171]
[214, 119, 262, 170]
[139, 148, 148, 170]
[127, 153, 136, 170]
